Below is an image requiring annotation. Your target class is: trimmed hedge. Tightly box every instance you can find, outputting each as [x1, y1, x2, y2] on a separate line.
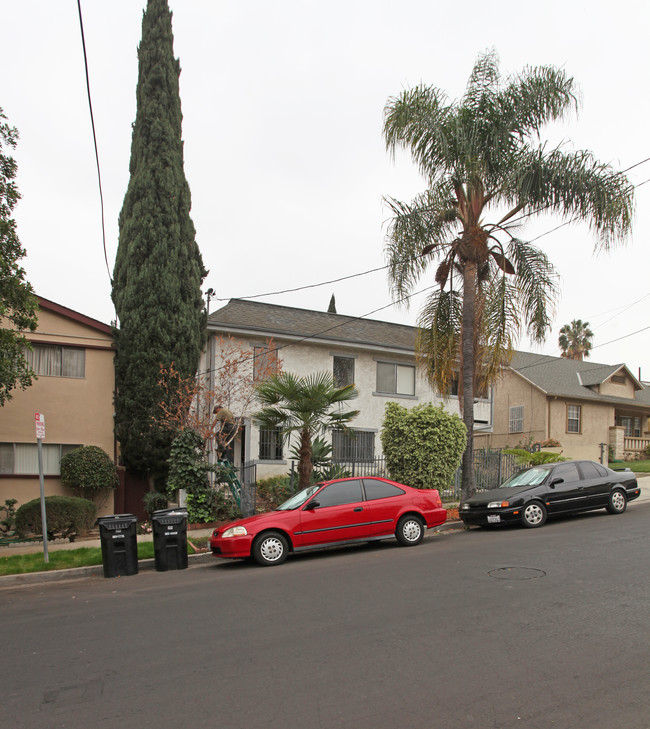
[60, 446, 118, 498]
[381, 402, 467, 491]
[15, 496, 97, 540]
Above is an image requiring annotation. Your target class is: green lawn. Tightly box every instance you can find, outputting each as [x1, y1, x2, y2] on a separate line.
[610, 460, 650, 473]
[0, 541, 165, 577]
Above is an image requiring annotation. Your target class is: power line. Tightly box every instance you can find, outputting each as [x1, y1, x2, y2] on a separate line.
[76, 0, 112, 285]
[212, 157, 650, 305]
[199, 285, 436, 377]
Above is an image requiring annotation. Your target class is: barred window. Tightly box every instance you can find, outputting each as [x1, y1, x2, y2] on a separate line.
[0, 443, 82, 475]
[332, 429, 375, 462]
[24, 344, 85, 378]
[333, 356, 355, 388]
[258, 427, 283, 461]
[509, 406, 524, 433]
[567, 404, 581, 434]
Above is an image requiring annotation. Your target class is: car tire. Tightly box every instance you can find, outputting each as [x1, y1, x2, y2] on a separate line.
[521, 501, 547, 528]
[252, 531, 288, 566]
[395, 515, 424, 546]
[606, 488, 627, 515]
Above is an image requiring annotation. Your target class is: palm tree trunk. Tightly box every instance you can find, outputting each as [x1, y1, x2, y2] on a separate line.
[298, 428, 313, 490]
[461, 261, 476, 502]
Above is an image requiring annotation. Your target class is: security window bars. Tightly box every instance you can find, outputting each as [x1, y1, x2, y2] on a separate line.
[258, 427, 283, 461]
[24, 344, 85, 378]
[332, 429, 375, 462]
[0, 443, 81, 475]
[376, 362, 415, 396]
[567, 404, 581, 433]
[509, 406, 524, 433]
[333, 356, 355, 388]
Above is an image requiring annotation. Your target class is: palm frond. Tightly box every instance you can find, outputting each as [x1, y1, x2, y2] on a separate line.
[506, 147, 634, 248]
[507, 238, 558, 342]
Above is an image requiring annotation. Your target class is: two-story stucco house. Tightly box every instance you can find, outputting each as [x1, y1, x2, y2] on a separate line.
[0, 297, 117, 514]
[202, 299, 493, 480]
[485, 351, 650, 461]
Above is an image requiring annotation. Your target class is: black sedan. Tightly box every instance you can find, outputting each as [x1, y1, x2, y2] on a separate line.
[460, 460, 641, 528]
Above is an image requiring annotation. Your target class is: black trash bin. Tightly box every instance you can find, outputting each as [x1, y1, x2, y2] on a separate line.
[97, 514, 139, 578]
[151, 508, 188, 571]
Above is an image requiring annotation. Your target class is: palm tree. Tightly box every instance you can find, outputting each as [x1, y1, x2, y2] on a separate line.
[383, 50, 633, 501]
[254, 372, 360, 489]
[558, 319, 594, 360]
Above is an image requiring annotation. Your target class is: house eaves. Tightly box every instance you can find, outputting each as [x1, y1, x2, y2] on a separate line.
[208, 299, 417, 356]
[509, 351, 650, 410]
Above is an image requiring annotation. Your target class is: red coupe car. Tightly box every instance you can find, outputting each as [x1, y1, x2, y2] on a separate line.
[210, 476, 447, 566]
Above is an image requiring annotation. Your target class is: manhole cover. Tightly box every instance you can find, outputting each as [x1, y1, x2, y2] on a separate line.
[488, 567, 546, 580]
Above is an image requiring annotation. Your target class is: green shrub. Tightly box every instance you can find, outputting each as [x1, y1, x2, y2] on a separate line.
[186, 488, 241, 524]
[0, 498, 17, 534]
[381, 402, 467, 491]
[15, 496, 97, 540]
[257, 475, 292, 508]
[504, 449, 566, 466]
[60, 446, 118, 499]
[645, 443, 650, 459]
[142, 491, 169, 516]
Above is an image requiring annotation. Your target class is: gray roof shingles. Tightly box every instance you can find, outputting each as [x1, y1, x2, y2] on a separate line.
[510, 351, 650, 408]
[208, 299, 417, 352]
[208, 300, 650, 409]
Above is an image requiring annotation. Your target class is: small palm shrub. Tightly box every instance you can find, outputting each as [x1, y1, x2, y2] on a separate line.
[15, 496, 97, 541]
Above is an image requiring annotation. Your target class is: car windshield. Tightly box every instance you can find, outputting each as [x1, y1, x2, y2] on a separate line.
[498, 467, 551, 489]
[275, 484, 322, 511]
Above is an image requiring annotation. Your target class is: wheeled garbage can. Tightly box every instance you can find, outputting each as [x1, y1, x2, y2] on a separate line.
[151, 508, 188, 571]
[97, 514, 139, 578]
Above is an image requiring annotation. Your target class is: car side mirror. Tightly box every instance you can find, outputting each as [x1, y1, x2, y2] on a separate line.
[550, 477, 564, 488]
[304, 500, 319, 510]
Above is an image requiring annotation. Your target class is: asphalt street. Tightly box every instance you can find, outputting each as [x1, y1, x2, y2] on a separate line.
[2, 503, 649, 729]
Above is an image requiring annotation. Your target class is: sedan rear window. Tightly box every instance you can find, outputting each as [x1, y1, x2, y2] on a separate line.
[363, 479, 405, 500]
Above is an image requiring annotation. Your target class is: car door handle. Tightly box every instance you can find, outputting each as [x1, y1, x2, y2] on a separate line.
[353, 507, 363, 512]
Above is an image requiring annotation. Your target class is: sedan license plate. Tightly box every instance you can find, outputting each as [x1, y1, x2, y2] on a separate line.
[487, 514, 501, 524]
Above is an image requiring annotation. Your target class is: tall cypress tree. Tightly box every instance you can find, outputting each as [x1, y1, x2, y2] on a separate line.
[112, 0, 207, 484]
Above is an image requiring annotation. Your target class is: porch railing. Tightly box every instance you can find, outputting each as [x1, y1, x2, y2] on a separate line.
[623, 436, 650, 454]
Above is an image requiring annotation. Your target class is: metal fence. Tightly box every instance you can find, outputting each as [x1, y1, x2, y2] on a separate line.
[284, 449, 519, 502]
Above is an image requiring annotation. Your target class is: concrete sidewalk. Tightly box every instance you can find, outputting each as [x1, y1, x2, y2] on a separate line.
[1, 475, 647, 587]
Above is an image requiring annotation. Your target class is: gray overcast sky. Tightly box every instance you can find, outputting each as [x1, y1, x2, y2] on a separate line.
[3, 0, 649, 376]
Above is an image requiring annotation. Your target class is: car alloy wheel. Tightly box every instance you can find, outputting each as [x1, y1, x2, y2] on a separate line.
[521, 501, 547, 528]
[253, 531, 288, 566]
[606, 489, 627, 515]
[396, 515, 424, 546]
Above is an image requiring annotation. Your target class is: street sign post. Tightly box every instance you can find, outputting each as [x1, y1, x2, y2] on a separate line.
[35, 413, 49, 563]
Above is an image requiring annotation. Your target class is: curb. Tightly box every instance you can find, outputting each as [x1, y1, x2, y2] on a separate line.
[0, 551, 214, 589]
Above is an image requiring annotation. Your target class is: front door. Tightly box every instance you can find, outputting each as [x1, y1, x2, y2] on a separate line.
[545, 462, 584, 514]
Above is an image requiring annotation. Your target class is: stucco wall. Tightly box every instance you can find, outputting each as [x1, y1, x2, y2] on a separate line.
[203, 332, 491, 480]
[488, 370, 547, 448]
[0, 306, 115, 515]
[548, 399, 613, 461]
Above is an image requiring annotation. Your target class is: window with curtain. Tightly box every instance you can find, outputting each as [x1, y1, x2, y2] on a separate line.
[0, 443, 82, 475]
[376, 362, 415, 396]
[509, 406, 524, 433]
[24, 344, 85, 378]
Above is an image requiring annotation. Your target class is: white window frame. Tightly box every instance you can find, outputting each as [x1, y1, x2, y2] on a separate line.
[567, 404, 581, 434]
[509, 406, 524, 433]
[375, 361, 416, 397]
